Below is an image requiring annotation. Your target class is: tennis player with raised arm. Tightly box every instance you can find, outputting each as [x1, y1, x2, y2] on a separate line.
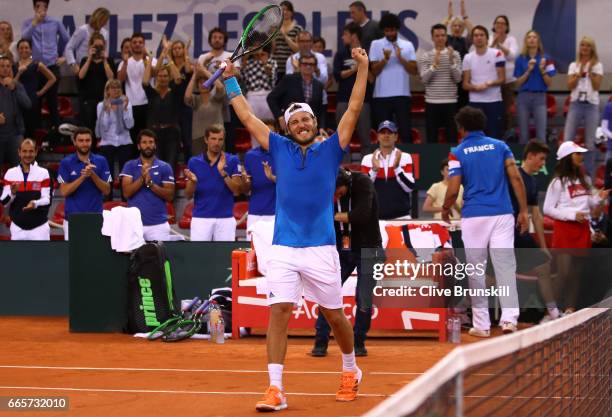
[221, 46, 369, 412]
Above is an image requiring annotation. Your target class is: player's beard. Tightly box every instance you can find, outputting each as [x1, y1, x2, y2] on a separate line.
[289, 132, 317, 147]
[76, 146, 91, 156]
[140, 148, 156, 158]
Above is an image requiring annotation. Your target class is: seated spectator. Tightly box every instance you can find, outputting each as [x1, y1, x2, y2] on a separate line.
[120, 130, 175, 241]
[142, 54, 183, 170]
[267, 54, 324, 132]
[514, 30, 555, 144]
[0, 21, 18, 63]
[184, 124, 241, 241]
[57, 127, 112, 240]
[271, 1, 302, 82]
[418, 23, 462, 143]
[423, 158, 463, 219]
[0, 55, 31, 172]
[241, 43, 277, 120]
[64, 7, 110, 75]
[78, 33, 116, 133]
[21, 0, 70, 131]
[184, 65, 225, 156]
[1, 138, 50, 240]
[13, 39, 56, 139]
[360, 121, 415, 220]
[95, 79, 134, 181]
[241, 120, 277, 231]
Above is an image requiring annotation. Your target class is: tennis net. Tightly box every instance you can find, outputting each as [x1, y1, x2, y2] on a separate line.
[364, 297, 612, 417]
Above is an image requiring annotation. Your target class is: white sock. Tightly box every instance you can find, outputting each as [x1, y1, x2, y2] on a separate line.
[268, 363, 283, 391]
[342, 351, 357, 372]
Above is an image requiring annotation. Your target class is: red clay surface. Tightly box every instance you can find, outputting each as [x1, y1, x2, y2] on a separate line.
[0, 317, 498, 417]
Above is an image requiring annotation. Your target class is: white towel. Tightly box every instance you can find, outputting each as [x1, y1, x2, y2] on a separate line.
[102, 206, 146, 252]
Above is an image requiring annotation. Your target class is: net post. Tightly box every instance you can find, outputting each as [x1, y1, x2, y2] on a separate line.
[455, 371, 463, 417]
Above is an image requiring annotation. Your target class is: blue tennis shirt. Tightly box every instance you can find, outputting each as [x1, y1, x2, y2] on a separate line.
[120, 157, 174, 226]
[244, 147, 276, 216]
[188, 152, 240, 219]
[448, 131, 515, 218]
[269, 132, 346, 247]
[57, 153, 111, 218]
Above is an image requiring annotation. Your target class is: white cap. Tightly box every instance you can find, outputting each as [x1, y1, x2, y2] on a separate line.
[284, 102, 315, 126]
[556, 141, 588, 160]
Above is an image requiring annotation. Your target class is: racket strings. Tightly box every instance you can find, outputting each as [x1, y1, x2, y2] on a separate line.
[243, 6, 282, 52]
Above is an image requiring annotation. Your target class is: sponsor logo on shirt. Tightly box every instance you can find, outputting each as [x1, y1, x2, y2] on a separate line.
[568, 184, 590, 199]
[70, 170, 77, 176]
[463, 144, 495, 154]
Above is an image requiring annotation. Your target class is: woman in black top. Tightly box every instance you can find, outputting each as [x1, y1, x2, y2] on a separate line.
[13, 39, 56, 139]
[143, 54, 183, 170]
[78, 33, 116, 132]
[168, 38, 194, 161]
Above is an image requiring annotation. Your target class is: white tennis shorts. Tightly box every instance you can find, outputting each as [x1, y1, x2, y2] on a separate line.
[265, 244, 342, 309]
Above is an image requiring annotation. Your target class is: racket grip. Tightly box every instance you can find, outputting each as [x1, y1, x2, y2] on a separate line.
[204, 66, 225, 89]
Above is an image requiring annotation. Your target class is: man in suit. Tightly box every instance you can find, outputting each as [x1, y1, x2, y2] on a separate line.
[267, 53, 324, 132]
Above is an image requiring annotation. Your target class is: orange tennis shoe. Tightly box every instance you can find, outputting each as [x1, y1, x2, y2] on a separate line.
[255, 385, 288, 412]
[336, 368, 362, 402]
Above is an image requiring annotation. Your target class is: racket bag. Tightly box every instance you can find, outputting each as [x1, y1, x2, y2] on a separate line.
[125, 242, 179, 333]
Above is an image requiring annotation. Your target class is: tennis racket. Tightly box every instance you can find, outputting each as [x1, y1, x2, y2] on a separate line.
[203, 4, 282, 89]
[161, 300, 211, 342]
[147, 297, 201, 340]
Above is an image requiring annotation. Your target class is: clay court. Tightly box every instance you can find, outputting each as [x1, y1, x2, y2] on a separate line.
[0, 316, 498, 416]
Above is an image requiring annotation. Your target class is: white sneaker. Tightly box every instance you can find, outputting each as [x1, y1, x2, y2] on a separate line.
[500, 322, 517, 334]
[468, 328, 490, 338]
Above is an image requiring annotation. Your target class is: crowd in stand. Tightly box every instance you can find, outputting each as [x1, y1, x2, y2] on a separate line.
[0, 0, 611, 247]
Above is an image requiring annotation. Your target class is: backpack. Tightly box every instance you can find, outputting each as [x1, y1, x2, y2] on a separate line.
[125, 242, 179, 333]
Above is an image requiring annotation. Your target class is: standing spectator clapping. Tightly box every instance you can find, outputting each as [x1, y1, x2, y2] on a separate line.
[271, 1, 302, 82]
[0, 21, 18, 63]
[418, 23, 462, 143]
[514, 30, 555, 143]
[168, 38, 194, 161]
[95, 79, 134, 182]
[563, 37, 604, 178]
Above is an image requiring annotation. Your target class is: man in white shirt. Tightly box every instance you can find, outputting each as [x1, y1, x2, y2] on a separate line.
[462, 25, 506, 139]
[117, 33, 157, 145]
[285, 31, 328, 85]
[369, 13, 417, 143]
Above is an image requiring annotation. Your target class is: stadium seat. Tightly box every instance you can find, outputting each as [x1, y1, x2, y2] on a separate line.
[557, 127, 585, 146]
[547, 94, 557, 118]
[33, 128, 48, 146]
[370, 129, 378, 144]
[235, 127, 252, 153]
[179, 201, 193, 229]
[563, 96, 570, 117]
[166, 202, 176, 224]
[326, 92, 337, 114]
[342, 163, 361, 172]
[41, 96, 74, 119]
[103, 201, 127, 210]
[349, 133, 362, 153]
[51, 202, 65, 225]
[411, 128, 422, 144]
[233, 201, 249, 230]
[594, 165, 605, 188]
[175, 163, 187, 190]
[410, 94, 425, 116]
[52, 144, 76, 154]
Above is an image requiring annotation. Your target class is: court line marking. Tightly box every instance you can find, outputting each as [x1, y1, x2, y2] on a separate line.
[0, 365, 423, 376]
[0, 386, 388, 398]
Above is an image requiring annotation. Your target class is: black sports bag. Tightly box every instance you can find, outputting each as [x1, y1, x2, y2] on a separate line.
[125, 242, 179, 333]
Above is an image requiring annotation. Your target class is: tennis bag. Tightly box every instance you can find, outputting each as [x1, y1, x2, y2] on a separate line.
[125, 242, 180, 334]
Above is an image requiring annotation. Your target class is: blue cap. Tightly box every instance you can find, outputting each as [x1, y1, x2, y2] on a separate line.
[377, 120, 398, 133]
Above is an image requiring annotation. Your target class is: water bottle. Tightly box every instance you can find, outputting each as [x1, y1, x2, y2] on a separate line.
[447, 316, 461, 344]
[208, 302, 220, 342]
[215, 316, 225, 344]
